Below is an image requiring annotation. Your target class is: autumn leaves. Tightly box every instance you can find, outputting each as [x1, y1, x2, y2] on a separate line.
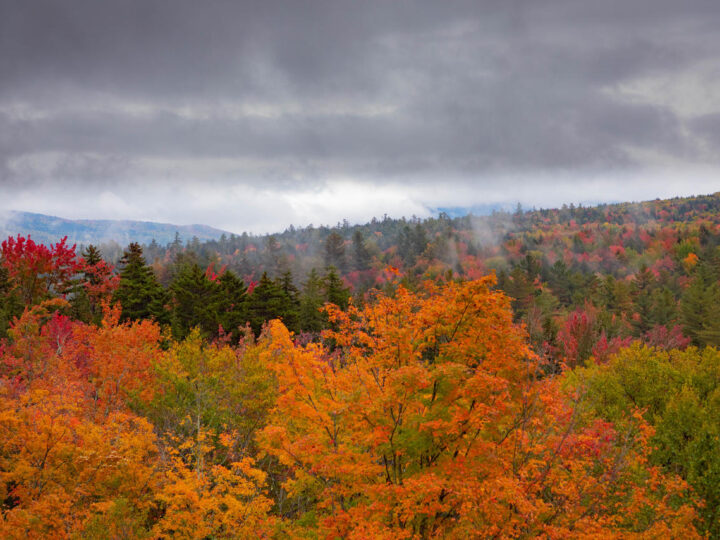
[0, 238, 703, 537]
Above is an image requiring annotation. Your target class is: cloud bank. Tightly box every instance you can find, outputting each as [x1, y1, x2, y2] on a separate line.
[1, 0, 720, 232]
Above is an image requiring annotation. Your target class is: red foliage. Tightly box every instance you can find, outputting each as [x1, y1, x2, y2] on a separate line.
[1, 235, 81, 304]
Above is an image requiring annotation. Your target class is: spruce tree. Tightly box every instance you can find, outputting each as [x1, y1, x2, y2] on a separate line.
[275, 270, 301, 333]
[352, 230, 371, 271]
[113, 243, 169, 324]
[216, 270, 249, 341]
[324, 232, 346, 271]
[299, 268, 326, 333]
[169, 263, 221, 340]
[247, 272, 288, 336]
[323, 266, 350, 310]
[681, 261, 720, 346]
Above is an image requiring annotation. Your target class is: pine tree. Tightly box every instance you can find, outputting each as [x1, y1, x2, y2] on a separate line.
[82, 244, 103, 267]
[631, 265, 655, 336]
[299, 268, 325, 333]
[681, 261, 720, 346]
[169, 263, 221, 340]
[247, 272, 288, 336]
[113, 243, 169, 324]
[275, 270, 301, 333]
[352, 231, 371, 271]
[322, 266, 350, 310]
[324, 232, 346, 271]
[216, 270, 249, 341]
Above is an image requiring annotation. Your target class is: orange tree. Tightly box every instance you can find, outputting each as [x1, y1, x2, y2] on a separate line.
[258, 276, 699, 538]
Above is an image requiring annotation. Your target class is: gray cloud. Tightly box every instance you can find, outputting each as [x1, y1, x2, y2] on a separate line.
[1, 0, 720, 231]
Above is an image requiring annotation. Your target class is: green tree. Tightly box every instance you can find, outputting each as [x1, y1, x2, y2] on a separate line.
[352, 230, 371, 271]
[247, 272, 289, 336]
[322, 266, 350, 310]
[274, 270, 301, 333]
[299, 268, 325, 333]
[574, 345, 720, 536]
[113, 243, 169, 324]
[681, 262, 720, 346]
[216, 270, 249, 341]
[324, 232, 346, 271]
[169, 263, 221, 340]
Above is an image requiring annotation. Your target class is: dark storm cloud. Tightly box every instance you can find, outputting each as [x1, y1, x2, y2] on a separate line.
[1, 0, 720, 229]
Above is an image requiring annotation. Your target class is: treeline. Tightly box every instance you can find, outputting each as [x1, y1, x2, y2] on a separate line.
[82, 191, 720, 368]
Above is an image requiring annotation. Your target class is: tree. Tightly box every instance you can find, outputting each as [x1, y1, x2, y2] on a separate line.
[149, 332, 277, 538]
[681, 261, 720, 346]
[1, 235, 81, 305]
[73, 245, 119, 324]
[324, 232, 346, 271]
[299, 269, 325, 333]
[215, 270, 249, 342]
[352, 230, 372, 271]
[322, 266, 349, 311]
[169, 263, 221, 340]
[574, 345, 720, 536]
[247, 272, 289, 336]
[113, 243, 169, 324]
[258, 278, 697, 537]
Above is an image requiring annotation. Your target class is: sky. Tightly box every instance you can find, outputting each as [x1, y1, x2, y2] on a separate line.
[1, 0, 720, 233]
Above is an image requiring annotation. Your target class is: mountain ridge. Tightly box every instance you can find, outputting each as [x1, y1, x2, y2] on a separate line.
[0, 210, 232, 246]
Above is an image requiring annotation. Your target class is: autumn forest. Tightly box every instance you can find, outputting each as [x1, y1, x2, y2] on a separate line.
[2, 193, 720, 537]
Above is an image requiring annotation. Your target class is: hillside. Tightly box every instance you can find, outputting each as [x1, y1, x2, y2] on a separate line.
[0, 210, 231, 246]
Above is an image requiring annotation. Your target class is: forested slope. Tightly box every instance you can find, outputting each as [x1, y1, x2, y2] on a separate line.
[1, 192, 720, 536]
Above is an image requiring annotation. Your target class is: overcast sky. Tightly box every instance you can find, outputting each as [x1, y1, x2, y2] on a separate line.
[2, 0, 720, 233]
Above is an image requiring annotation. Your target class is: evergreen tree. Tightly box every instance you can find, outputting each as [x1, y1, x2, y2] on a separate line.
[324, 232, 346, 271]
[649, 287, 677, 328]
[299, 268, 325, 333]
[275, 270, 301, 333]
[71, 244, 105, 323]
[113, 243, 169, 324]
[216, 270, 249, 341]
[82, 244, 103, 267]
[322, 266, 350, 310]
[247, 272, 288, 336]
[0, 265, 20, 338]
[169, 263, 221, 340]
[631, 265, 655, 335]
[681, 261, 720, 346]
[352, 230, 371, 271]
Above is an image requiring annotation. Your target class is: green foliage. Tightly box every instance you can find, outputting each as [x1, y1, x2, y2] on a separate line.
[114, 243, 169, 324]
[681, 261, 720, 347]
[573, 344, 720, 535]
[169, 263, 222, 340]
[215, 270, 249, 341]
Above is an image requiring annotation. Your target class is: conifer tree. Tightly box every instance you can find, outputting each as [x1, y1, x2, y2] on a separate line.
[681, 261, 720, 346]
[275, 271, 301, 333]
[247, 272, 288, 336]
[352, 230, 371, 271]
[113, 243, 169, 324]
[324, 232, 346, 271]
[169, 263, 221, 340]
[322, 266, 350, 310]
[216, 270, 249, 341]
[299, 268, 325, 333]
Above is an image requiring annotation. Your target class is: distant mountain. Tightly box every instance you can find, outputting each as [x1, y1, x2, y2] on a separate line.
[0, 210, 232, 247]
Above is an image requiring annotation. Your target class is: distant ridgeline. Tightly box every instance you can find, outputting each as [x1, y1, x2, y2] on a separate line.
[0, 210, 230, 247]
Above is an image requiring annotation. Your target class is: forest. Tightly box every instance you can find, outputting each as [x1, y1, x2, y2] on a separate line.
[2, 192, 720, 537]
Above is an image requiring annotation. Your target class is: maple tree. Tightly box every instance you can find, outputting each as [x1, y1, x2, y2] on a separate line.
[258, 277, 697, 537]
[1, 235, 80, 305]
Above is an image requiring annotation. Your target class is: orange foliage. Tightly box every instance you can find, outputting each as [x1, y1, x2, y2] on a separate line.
[259, 278, 698, 538]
